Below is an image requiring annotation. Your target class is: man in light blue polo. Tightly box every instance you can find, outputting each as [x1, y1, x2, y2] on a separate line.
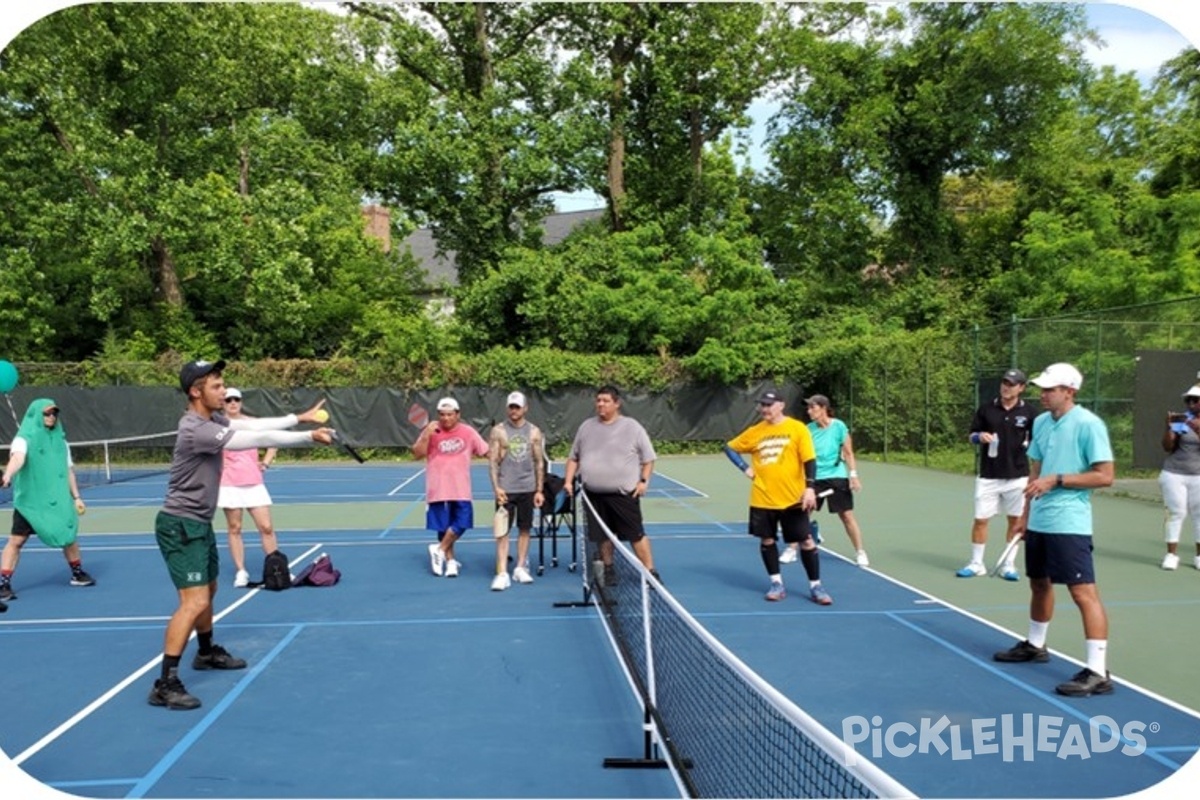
[992, 363, 1115, 697]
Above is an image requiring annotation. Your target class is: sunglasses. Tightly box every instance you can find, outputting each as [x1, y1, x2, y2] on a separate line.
[1187, 397, 1200, 403]
[43, 409, 59, 418]
[224, 398, 241, 404]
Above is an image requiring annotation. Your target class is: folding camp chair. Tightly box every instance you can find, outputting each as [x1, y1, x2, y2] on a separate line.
[536, 471, 578, 574]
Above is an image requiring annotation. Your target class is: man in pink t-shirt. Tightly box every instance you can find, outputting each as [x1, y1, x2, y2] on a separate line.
[412, 397, 490, 578]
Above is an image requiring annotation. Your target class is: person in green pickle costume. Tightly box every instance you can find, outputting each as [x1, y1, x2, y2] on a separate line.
[1, 398, 95, 602]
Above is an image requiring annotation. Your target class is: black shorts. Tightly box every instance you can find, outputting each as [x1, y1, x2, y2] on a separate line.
[1024, 530, 1095, 585]
[497, 492, 535, 531]
[748, 505, 810, 545]
[583, 490, 646, 544]
[10, 508, 34, 537]
[813, 478, 854, 514]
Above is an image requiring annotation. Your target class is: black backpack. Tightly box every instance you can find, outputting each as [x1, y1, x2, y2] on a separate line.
[258, 550, 291, 591]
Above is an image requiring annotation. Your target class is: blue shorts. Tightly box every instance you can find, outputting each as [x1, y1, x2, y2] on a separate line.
[1024, 530, 1095, 585]
[427, 501, 474, 539]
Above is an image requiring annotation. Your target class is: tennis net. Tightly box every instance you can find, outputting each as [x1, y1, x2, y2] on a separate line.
[1, 431, 175, 505]
[578, 488, 912, 799]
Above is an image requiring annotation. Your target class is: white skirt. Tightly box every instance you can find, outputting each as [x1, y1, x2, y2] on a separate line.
[217, 483, 273, 509]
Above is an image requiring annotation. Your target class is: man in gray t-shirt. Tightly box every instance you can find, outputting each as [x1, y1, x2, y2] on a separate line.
[564, 385, 659, 582]
[149, 359, 333, 712]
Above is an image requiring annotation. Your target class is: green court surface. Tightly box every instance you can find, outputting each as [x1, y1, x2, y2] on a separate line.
[654, 454, 1200, 714]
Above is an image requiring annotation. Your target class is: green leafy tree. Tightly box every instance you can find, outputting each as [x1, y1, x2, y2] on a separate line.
[0, 3, 411, 360]
[348, 1, 594, 283]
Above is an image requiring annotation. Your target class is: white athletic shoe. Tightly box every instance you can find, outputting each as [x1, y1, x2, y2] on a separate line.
[1162, 553, 1180, 571]
[855, 550, 870, 567]
[956, 562, 986, 578]
[491, 573, 511, 591]
[445, 559, 460, 578]
[428, 543, 445, 576]
[233, 569, 250, 588]
[512, 565, 534, 584]
[1194, 555, 1200, 571]
[779, 547, 799, 564]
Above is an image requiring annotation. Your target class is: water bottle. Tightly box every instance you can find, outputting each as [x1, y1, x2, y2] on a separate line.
[988, 435, 1000, 458]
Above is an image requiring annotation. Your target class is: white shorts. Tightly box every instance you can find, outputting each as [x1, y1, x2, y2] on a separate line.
[217, 483, 273, 510]
[974, 477, 1027, 520]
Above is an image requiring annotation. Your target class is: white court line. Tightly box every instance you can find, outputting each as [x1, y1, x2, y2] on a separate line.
[830, 550, 1200, 720]
[653, 468, 709, 499]
[388, 468, 426, 496]
[0, 615, 169, 627]
[12, 543, 323, 767]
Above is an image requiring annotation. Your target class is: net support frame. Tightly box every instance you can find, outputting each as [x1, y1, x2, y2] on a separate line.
[575, 487, 916, 800]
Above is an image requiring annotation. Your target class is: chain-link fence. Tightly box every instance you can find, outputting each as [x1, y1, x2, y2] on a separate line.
[825, 297, 1200, 467]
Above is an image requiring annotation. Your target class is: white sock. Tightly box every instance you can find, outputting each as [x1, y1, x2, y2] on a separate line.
[1086, 639, 1108, 675]
[1028, 621, 1050, 648]
[970, 543, 986, 565]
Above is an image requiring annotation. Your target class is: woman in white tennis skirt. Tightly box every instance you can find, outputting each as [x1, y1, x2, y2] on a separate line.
[217, 387, 279, 587]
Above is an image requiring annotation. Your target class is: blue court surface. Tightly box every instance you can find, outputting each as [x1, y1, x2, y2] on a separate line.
[2, 461, 1199, 799]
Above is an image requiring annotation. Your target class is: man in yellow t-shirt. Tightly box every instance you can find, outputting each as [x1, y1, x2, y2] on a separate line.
[724, 390, 832, 605]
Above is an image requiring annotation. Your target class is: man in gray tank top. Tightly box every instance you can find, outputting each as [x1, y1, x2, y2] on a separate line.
[488, 391, 546, 590]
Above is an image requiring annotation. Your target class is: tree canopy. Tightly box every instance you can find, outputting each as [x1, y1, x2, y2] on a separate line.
[2, 2, 1198, 390]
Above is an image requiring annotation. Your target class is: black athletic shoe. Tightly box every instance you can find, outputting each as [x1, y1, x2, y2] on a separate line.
[649, 569, 663, 584]
[1055, 668, 1114, 697]
[0, 583, 15, 602]
[993, 640, 1050, 663]
[70, 570, 96, 587]
[192, 644, 247, 671]
[148, 676, 201, 710]
[0, 599, 7, 613]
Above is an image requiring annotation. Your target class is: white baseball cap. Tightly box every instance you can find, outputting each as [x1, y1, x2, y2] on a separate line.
[224, 387, 242, 400]
[506, 391, 527, 408]
[436, 397, 460, 412]
[1031, 363, 1083, 390]
[1183, 385, 1200, 399]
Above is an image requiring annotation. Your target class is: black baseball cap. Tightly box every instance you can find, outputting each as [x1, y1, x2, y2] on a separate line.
[179, 359, 226, 392]
[758, 390, 785, 405]
[1002, 369, 1027, 384]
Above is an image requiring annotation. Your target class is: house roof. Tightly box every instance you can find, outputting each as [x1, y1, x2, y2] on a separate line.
[402, 208, 606, 288]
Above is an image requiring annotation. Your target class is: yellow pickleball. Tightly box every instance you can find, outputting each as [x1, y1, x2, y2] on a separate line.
[313, 409, 330, 423]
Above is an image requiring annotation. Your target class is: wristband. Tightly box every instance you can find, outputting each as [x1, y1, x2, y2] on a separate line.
[638, 478, 647, 484]
[849, 470, 858, 478]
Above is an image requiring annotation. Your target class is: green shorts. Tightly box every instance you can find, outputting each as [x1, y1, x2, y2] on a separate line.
[154, 511, 219, 589]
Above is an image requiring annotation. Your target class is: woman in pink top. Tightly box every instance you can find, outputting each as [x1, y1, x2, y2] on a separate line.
[216, 387, 279, 587]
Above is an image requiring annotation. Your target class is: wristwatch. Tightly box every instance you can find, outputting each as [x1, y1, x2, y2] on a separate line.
[1056, 474, 1064, 488]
